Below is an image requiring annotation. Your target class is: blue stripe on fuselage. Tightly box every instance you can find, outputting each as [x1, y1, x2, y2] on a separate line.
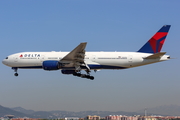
[15, 64, 127, 70]
[88, 64, 127, 69]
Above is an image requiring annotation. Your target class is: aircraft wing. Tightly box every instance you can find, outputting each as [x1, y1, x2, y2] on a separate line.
[60, 42, 89, 71]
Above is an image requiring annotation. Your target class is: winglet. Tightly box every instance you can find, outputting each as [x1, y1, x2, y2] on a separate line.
[138, 25, 171, 53]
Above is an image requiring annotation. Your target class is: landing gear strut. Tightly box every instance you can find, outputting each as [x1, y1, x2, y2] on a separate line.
[12, 67, 18, 77]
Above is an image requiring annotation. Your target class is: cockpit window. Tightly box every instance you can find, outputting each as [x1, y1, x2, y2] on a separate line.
[5, 57, 8, 59]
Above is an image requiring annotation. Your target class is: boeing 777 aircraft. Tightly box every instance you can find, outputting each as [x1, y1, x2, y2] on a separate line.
[2, 25, 171, 80]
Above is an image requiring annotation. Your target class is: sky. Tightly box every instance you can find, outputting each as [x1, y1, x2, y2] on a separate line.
[0, 0, 180, 112]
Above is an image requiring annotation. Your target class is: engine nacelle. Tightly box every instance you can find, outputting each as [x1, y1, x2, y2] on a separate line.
[42, 60, 61, 71]
[61, 70, 76, 74]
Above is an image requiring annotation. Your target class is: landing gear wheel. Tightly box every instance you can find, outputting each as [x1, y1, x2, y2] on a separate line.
[90, 76, 94, 80]
[73, 71, 95, 80]
[14, 73, 18, 76]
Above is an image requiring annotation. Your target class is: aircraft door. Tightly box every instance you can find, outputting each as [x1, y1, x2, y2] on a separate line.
[13, 55, 18, 62]
[40, 55, 46, 62]
[128, 55, 133, 66]
[92, 55, 96, 62]
[129, 55, 133, 62]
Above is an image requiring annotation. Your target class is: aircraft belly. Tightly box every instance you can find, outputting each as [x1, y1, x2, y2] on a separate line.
[90, 59, 128, 69]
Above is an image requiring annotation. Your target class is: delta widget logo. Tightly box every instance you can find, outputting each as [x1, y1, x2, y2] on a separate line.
[19, 54, 40, 57]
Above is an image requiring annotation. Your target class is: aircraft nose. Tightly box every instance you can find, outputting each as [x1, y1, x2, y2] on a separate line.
[2, 59, 7, 65]
[2, 59, 5, 65]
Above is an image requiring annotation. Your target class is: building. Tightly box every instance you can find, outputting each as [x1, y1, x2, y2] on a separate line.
[0, 118, 9, 120]
[106, 115, 128, 120]
[12, 118, 40, 120]
[127, 116, 139, 120]
[86, 115, 100, 120]
[64, 117, 79, 120]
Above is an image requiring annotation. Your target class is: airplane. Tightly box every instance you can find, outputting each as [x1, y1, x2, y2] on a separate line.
[2, 25, 171, 80]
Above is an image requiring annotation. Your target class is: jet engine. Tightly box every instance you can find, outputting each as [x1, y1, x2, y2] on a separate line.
[42, 60, 61, 70]
[61, 70, 76, 74]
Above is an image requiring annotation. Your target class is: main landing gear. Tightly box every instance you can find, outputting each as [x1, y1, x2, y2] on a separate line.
[73, 72, 94, 80]
[12, 67, 18, 76]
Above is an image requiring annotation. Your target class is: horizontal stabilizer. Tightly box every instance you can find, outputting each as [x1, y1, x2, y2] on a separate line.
[144, 52, 166, 59]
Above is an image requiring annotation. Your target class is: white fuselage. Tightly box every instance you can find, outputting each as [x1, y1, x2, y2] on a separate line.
[2, 51, 170, 70]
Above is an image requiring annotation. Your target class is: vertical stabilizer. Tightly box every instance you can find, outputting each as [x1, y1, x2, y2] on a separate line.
[138, 25, 171, 53]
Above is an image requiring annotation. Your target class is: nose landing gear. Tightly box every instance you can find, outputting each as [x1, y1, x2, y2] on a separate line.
[14, 73, 18, 76]
[12, 67, 18, 77]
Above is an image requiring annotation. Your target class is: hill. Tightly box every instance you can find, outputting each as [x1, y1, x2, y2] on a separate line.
[137, 105, 180, 116]
[0, 105, 30, 118]
[1, 104, 180, 118]
[11, 107, 35, 114]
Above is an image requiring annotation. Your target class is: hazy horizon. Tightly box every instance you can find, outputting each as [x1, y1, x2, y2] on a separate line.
[7, 104, 180, 113]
